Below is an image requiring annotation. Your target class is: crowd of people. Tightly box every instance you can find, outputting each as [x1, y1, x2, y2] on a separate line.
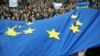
[0, 0, 76, 22]
[0, 0, 100, 22]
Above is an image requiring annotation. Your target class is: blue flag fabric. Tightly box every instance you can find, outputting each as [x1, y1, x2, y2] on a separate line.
[0, 8, 100, 56]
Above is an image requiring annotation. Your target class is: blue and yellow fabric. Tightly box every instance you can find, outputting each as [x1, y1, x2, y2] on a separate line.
[76, 2, 89, 9]
[0, 8, 100, 56]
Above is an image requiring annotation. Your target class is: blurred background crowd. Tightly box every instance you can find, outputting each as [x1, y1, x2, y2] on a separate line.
[0, 0, 75, 22]
[0, 0, 100, 22]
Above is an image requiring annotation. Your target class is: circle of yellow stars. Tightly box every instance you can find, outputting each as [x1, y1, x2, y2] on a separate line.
[5, 22, 60, 40]
[5, 22, 35, 36]
[5, 14, 83, 40]
[70, 14, 83, 33]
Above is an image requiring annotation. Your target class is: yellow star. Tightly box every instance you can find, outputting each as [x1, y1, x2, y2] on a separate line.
[71, 15, 78, 19]
[47, 29, 60, 40]
[23, 28, 35, 34]
[26, 22, 33, 25]
[70, 24, 80, 33]
[5, 27, 20, 36]
[76, 20, 83, 26]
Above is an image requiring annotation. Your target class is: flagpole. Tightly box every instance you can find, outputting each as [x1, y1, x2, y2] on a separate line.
[8, 0, 11, 20]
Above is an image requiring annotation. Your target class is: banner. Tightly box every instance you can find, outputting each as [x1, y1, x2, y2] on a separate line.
[53, 2, 62, 9]
[9, 0, 18, 7]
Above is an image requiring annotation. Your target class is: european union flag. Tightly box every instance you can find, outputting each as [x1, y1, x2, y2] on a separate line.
[0, 8, 100, 56]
